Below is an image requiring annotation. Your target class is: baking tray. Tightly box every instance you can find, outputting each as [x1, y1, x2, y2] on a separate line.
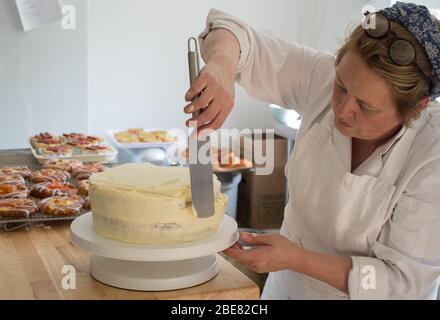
[0, 149, 121, 231]
[30, 142, 118, 164]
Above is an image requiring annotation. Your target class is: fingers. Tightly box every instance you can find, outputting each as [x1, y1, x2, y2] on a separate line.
[240, 232, 277, 246]
[184, 86, 216, 115]
[187, 100, 222, 128]
[197, 111, 226, 132]
[185, 73, 209, 102]
[223, 242, 244, 258]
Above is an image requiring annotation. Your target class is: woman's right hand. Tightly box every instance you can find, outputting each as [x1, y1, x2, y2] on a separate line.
[184, 60, 236, 133]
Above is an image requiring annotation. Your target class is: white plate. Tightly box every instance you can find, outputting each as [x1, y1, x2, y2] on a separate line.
[70, 212, 239, 262]
[107, 129, 181, 150]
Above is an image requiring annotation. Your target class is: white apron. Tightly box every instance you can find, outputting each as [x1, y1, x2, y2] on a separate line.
[261, 109, 418, 300]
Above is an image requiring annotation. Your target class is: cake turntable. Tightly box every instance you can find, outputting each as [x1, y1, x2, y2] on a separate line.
[70, 212, 239, 291]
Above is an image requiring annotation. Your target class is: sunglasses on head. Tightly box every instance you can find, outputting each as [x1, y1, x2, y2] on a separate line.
[363, 12, 434, 84]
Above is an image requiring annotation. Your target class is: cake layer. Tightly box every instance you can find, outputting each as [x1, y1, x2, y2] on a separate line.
[90, 163, 228, 244]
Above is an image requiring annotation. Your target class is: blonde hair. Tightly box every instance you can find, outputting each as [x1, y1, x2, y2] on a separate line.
[336, 17, 440, 126]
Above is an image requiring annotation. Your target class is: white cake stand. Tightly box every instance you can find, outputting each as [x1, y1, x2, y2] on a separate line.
[70, 212, 239, 291]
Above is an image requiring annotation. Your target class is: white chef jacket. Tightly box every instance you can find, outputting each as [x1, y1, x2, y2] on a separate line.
[199, 9, 440, 300]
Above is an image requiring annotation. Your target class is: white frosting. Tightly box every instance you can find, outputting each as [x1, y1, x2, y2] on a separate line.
[90, 163, 227, 244]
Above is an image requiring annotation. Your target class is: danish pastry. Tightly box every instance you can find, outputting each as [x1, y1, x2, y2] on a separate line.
[72, 163, 105, 180]
[0, 183, 30, 199]
[31, 182, 77, 199]
[81, 145, 112, 155]
[0, 198, 38, 218]
[41, 145, 73, 157]
[0, 166, 32, 179]
[67, 139, 93, 149]
[38, 196, 84, 217]
[34, 138, 64, 153]
[0, 174, 26, 186]
[62, 133, 86, 143]
[30, 132, 58, 147]
[42, 159, 83, 172]
[82, 197, 91, 210]
[76, 180, 90, 197]
[29, 169, 70, 184]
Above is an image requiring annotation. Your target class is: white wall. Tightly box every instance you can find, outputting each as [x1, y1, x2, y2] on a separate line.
[0, 0, 88, 149]
[87, 0, 366, 136]
[0, 0, 371, 149]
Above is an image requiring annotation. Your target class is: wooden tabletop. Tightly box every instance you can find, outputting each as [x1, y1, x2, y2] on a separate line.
[0, 221, 260, 300]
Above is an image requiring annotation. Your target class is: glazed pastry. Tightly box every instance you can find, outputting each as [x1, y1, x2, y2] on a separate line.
[30, 132, 58, 147]
[72, 163, 106, 180]
[76, 180, 90, 197]
[0, 183, 30, 200]
[67, 139, 93, 149]
[41, 145, 73, 158]
[29, 169, 70, 184]
[62, 133, 86, 143]
[83, 135, 104, 145]
[0, 174, 26, 186]
[42, 159, 83, 172]
[82, 197, 91, 210]
[31, 182, 77, 199]
[80, 145, 112, 155]
[38, 196, 84, 217]
[34, 138, 64, 153]
[0, 166, 32, 179]
[0, 198, 38, 218]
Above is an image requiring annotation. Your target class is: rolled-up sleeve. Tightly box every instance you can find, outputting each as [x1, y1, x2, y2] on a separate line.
[198, 9, 335, 116]
[349, 159, 440, 300]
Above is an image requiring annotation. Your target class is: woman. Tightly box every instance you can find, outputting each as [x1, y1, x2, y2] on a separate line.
[184, 2, 440, 299]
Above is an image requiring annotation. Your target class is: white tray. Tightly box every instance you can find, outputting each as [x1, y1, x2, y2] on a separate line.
[30, 143, 118, 164]
[107, 129, 182, 150]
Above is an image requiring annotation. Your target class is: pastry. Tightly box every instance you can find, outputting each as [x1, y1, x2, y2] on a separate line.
[30, 132, 58, 147]
[0, 167, 31, 179]
[0, 198, 38, 218]
[0, 174, 26, 186]
[83, 135, 104, 145]
[0, 183, 30, 199]
[77, 180, 90, 197]
[82, 197, 91, 210]
[31, 182, 77, 199]
[42, 159, 83, 172]
[62, 133, 86, 143]
[38, 196, 84, 217]
[80, 145, 112, 155]
[114, 129, 176, 144]
[72, 163, 105, 180]
[34, 138, 64, 153]
[114, 132, 139, 143]
[67, 139, 93, 149]
[90, 163, 227, 244]
[41, 145, 73, 158]
[29, 169, 70, 184]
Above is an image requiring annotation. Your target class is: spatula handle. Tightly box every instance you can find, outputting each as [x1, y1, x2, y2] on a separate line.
[188, 38, 201, 117]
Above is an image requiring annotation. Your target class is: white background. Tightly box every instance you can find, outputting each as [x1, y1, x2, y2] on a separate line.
[0, 0, 439, 149]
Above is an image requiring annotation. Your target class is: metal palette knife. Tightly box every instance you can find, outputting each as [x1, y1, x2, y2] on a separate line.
[187, 37, 215, 218]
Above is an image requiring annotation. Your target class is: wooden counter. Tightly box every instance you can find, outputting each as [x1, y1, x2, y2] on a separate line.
[0, 221, 260, 300]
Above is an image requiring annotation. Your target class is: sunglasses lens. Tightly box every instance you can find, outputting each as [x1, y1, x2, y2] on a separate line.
[365, 13, 389, 38]
[390, 40, 416, 66]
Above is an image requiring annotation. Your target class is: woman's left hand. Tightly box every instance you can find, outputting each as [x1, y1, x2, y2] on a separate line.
[223, 232, 305, 274]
